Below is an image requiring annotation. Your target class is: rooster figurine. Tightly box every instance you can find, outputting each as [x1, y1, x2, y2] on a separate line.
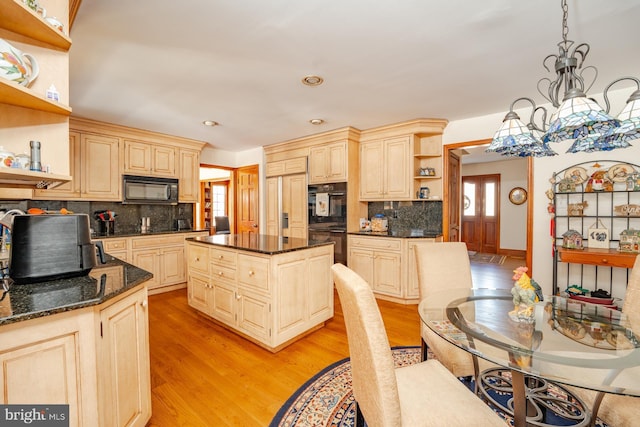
[509, 266, 543, 322]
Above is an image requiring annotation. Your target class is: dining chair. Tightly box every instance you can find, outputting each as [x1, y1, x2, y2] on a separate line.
[214, 216, 230, 234]
[563, 254, 640, 427]
[331, 263, 505, 427]
[413, 242, 478, 377]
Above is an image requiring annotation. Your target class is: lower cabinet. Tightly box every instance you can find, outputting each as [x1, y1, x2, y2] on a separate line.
[97, 287, 151, 427]
[0, 285, 151, 427]
[186, 241, 334, 352]
[96, 232, 208, 295]
[348, 235, 442, 303]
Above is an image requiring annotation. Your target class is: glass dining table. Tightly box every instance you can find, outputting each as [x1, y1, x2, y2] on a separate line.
[418, 288, 640, 427]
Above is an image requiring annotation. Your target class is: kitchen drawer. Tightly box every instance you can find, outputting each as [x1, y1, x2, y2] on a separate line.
[210, 264, 236, 284]
[237, 254, 269, 292]
[132, 234, 185, 249]
[103, 238, 128, 253]
[349, 236, 402, 251]
[188, 244, 210, 274]
[210, 247, 238, 269]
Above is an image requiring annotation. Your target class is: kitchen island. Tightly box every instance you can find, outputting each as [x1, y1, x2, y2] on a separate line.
[185, 234, 335, 352]
[0, 257, 153, 427]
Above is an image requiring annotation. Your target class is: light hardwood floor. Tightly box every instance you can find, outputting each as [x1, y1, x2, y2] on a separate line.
[147, 259, 516, 426]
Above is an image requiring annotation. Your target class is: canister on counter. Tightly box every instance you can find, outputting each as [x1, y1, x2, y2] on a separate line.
[371, 214, 388, 232]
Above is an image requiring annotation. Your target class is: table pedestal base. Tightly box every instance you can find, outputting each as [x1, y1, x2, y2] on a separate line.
[477, 368, 591, 427]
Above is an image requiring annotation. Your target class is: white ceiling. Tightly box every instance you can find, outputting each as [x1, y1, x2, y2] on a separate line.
[69, 0, 640, 153]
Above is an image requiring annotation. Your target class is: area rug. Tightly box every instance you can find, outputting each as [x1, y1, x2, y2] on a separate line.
[469, 252, 507, 264]
[270, 346, 609, 427]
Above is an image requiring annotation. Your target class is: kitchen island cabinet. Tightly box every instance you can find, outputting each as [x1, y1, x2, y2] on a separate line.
[186, 234, 334, 352]
[0, 257, 153, 427]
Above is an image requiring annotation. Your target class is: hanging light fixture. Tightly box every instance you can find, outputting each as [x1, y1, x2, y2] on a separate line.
[488, 0, 640, 157]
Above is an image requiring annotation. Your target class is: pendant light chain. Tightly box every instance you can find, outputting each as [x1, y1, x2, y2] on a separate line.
[561, 0, 569, 45]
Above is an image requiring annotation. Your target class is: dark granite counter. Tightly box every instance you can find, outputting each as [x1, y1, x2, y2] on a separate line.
[187, 234, 334, 255]
[349, 230, 442, 239]
[0, 256, 153, 326]
[93, 228, 209, 239]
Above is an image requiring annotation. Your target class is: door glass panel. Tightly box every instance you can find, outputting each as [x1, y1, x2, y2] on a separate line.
[463, 182, 475, 216]
[485, 182, 495, 217]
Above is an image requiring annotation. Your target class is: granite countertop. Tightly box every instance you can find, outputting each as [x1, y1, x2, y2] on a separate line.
[349, 230, 442, 238]
[0, 256, 153, 327]
[187, 234, 335, 255]
[93, 228, 209, 239]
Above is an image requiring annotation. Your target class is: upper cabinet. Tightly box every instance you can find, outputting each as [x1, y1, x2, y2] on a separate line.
[308, 141, 347, 184]
[33, 130, 121, 200]
[123, 140, 177, 178]
[359, 119, 448, 201]
[0, 0, 72, 189]
[178, 148, 200, 203]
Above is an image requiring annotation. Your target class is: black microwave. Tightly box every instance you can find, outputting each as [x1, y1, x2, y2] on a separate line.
[122, 174, 179, 205]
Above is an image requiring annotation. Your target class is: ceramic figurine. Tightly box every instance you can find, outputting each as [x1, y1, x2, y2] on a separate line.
[509, 266, 543, 323]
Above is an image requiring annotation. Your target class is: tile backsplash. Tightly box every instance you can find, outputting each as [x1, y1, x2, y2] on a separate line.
[0, 200, 194, 236]
[367, 200, 442, 234]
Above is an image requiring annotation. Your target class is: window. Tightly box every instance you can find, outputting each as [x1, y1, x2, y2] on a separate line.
[212, 184, 227, 216]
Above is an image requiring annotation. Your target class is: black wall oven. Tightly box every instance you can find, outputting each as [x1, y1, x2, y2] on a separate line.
[308, 182, 347, 264]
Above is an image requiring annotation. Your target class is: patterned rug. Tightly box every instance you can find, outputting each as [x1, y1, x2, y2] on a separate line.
[469, 252, 507, 264]
[270, 346, 609, 427]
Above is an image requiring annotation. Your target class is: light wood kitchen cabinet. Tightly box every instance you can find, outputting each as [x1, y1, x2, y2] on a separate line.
[34, 131, 121, 201]
[178, 148, 200, 202]
[348, 234, 442, 303]
[359, 119, 448, 201]
[265, 173, 308, 239]
[95, 231, 208, 295]
[97, 286, 151, 427]
[360, 135, 412, 200]
[0, 283, 151, 427]
[132, 234, 186, 294]
[265, 157, 307, 177]
[186, 241, 334, 352]
[308, 141, 347, 183]
[0, 309, 99, 427]
[123, 139, 176, 178]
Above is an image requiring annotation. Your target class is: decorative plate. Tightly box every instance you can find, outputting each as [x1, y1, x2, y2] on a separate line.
[564, 166, 588, 184]
[607, 163, 635, 182]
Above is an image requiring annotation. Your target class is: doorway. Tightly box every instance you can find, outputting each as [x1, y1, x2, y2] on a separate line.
[443, 139, 533, 272]
[461, 174, 500, 254]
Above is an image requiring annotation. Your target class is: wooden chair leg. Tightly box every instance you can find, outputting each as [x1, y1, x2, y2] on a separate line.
[421, 338, 429, 361]
[355, 401, 365, 427]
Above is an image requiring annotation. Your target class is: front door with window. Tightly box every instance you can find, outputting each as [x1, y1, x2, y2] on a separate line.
[461, 174, 500, 254]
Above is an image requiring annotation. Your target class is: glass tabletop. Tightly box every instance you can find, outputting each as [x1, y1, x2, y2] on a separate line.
[418, 288, 640, 397]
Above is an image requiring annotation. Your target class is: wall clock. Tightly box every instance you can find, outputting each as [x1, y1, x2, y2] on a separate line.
[509, 187, 527, 205]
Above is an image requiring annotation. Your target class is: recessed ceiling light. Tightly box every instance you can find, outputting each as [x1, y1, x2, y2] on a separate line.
[302, 75, 324, 86]
[309, 119, 324, 125]
[202, 120, 219, 126]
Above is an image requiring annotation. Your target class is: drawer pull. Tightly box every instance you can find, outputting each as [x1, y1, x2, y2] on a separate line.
[602, 258, 609, 263]
[218, 255, 224, 260]
[195, 257, 200, 262]
[248, 270, 255, 277]
[218, 271, 224, 276]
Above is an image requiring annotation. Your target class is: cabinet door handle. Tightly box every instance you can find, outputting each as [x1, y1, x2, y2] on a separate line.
[235, 292, 242, 300]
[195, 257, 200, 262]
[140, 299, 148, 308]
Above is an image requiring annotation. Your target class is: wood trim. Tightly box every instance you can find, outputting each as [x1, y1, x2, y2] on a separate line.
[526, 156, 534, 276]
[70, 117, 207, 151]
[69, 0, 82, 29]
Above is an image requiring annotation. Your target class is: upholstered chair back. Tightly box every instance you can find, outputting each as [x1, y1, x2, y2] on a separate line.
[622, 254, 640, 330]
[331, 263, 401, 427]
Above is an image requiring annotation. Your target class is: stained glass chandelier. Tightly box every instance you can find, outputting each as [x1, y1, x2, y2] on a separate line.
[487, 0, 640, 157]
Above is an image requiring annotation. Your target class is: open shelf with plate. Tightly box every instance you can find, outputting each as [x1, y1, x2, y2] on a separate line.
[551, 161, 640, 298]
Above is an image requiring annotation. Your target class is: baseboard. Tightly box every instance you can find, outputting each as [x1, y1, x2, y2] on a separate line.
[498, 248, 526, 259]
